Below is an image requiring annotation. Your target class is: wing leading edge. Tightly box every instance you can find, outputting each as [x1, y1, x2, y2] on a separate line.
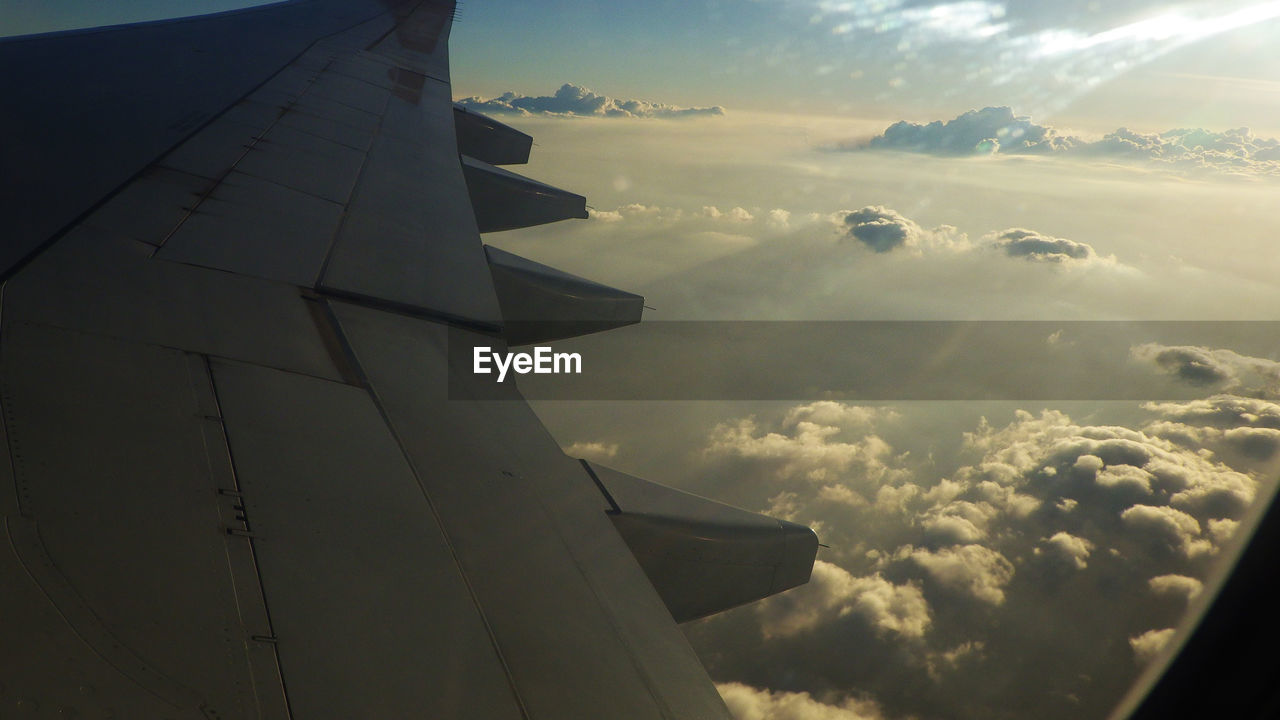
[0, 1, 816, 717]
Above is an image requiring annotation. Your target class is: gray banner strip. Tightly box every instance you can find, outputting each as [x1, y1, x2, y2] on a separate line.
[449, 321, 1280, 400]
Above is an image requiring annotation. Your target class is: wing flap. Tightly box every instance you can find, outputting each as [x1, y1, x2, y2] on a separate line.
[0, 0, 397, 280]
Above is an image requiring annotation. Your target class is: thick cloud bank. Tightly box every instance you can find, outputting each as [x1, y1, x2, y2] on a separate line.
[688, 346, 1280, 720]
[456, 83, 725, 118]
[860, 106, 1280, 175]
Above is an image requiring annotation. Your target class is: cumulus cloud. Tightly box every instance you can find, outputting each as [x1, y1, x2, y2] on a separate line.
[1132, 344, 1280, 398]
[758, 560, 931, 640]
[963, 407, 1259, 522]
[918, 499, 1000, 544]
[867, 107, 1073, 156]
[703, 205, 755, 222]
[1129, 628, 1177, 665]
[768, 208, 792, 228]
[684, 380, 1277, 720]
[841, 205, 964, 254]
[456, 83, 724, 118]
[1148, 574, 1203, 601]
[717, 682, 887, 720]
[836, 206, 1117, 268]
[1144, 394, 1280, 430]
[857, 106, 1280, 176]
[902, 543, 1015, 605]
[705, 404, 904, 485]
[988, 228, 1112, 266]
[1120, 504, 1215, 559]
[1037, 531, 1094, 570]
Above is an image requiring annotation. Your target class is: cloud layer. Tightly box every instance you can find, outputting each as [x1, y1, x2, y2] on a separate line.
[857, 106, 1280, 176]
[684, 345, 1280, 720]
[456, 83, 724, 118]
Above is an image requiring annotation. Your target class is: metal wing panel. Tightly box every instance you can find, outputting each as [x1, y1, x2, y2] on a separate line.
[233, 122, 369, 205]
[156, 171, 346, 286]
[330, 302, 734, 720]
[318, 65, 503, 325]
[0, 323, 283, 717]
[0, 0, 394, 279]
[3, 228, 346, 382]
[208, 359, 526, 720]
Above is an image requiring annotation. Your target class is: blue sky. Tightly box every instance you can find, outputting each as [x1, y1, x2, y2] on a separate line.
[8, 1, 1280, 128]
[449, 0, 1280, 129]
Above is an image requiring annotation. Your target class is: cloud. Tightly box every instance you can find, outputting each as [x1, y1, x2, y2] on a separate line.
[456, 83, 724, 118]
[758, 560, 931, 640]
[856, 107, 1280, 176]
[841, 206, 964, 254]
[705, 404, 904, 485]
[1037, 531, 1094, 570]
[785, 401, 896, 430]
[1120, 504, 1215, 559]
[704, 205, 755, 222]
[963, 407, 1259, 522]
[587, 208, 624, 222]
[924, 640, 986, 681]
[1147, 574, 1203, 601]
[902, 543, 1015, 605]
[867, 107, 1074, 156]
[684, 392, 1276, 720]
[989, 229, 1111, 266]
[1129, 628, 1177, 665]
[918, 499, 1000, 544]
[768, 208, 792, 228]
[717, 682, 888, 720]
[1132, 344, 1280, 398]
[563, 440, 618, 462]
[1143, 395, 1280, 430]
[836, 206, 1118, 268]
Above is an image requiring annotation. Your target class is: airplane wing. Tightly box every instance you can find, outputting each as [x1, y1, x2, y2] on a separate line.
[0, 1, 817, 717]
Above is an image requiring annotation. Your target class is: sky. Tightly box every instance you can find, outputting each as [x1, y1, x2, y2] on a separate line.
[446, 2, 1280, 720]
[450, 0, 1280, 132]
[7, 2, 1280, 719]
